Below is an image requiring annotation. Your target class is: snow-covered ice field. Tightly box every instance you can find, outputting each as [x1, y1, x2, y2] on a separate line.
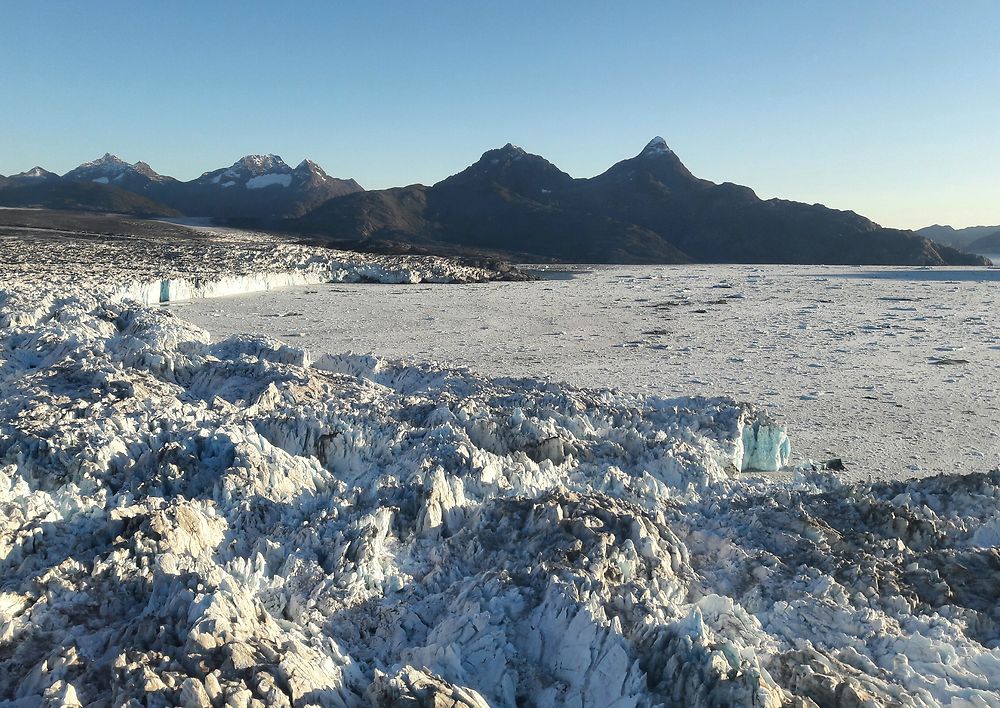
[182, 264, 1000, 482]
[2, 223, 999, 705]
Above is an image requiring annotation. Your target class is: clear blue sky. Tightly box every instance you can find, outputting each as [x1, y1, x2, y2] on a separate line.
[1, 1, 997, 229]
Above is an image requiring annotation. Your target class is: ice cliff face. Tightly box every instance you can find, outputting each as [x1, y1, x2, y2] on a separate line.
[0, 226, 501, 317]
[0, 231, 998, 706]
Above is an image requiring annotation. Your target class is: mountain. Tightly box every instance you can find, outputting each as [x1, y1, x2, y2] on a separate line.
[0, 155, 177, 216]
[0, 180, 179, 217]
[160, 154, 363, 218]
[966, 229, 1000, 255]
[297, 143, 688, 263]
[917, 224, 1000, 250]
[297, 138, 987, 266]
[5, 166, 59, 185]
[436, 143, 576, 194]
[62, 153, 177, 194]
[3, 153, 363, 219]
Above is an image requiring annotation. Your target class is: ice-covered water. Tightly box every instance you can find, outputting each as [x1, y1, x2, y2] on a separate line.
[182, 264, 1000, 482]
[2, 230, 999, 706]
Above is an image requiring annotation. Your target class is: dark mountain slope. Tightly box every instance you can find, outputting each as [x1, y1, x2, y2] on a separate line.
[966, 229, 1000, 254]
[298, 139, 986, 265]
[154, 155, 363, 218]
[917, 224, 1000, 249]
[0, 181, 179, 217]
[6, 167, 60, 186]
[62, 153, 178, 195]
[298, 144, 689, 263]
[18, 153, 365, 219]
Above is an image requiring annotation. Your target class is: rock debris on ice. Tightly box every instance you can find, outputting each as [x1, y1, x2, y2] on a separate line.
[0, 231, 998, 706]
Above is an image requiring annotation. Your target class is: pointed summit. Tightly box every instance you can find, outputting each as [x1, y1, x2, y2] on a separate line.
[588, 136, 706, 192]
[62, 153, 170, 186]
[68, 153, 124, 169]
[5, 166, 59, 186]
[232, 154, 289, 175]
[81, 153, 130, 168]
[499, 143, 527, 156]
[642, 136, 673, 156]
[132, 161, 163, 180]
[295, 159, 328, 178]
[438, 143, 573, 194]
[64, 154, 129, 181]
[464, 143, 529, 168]
[14, 166, 57, 180]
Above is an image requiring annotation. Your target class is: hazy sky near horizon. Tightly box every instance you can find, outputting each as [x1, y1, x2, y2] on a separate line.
[1, 1, 997, 229]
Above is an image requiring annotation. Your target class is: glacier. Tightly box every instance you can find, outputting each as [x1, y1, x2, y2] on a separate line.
[0, 227, 998, 706]
[246, 174, 293, 190]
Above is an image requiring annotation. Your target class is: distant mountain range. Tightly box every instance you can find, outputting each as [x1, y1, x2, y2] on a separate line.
[0, 141, 989, 265]
[0, 153, 362, 219]
[967, 232, 1000, 254]
[917, 224, 1000, 255]
[296, 138, 985, 265]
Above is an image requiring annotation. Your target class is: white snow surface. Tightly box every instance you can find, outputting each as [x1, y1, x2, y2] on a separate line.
[183, 264, 1000, 482]
[1, 232, 999, 706]
[246, 173, 293, 189]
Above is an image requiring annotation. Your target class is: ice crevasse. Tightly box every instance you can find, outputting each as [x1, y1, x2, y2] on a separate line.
[1, 259, 999, 707]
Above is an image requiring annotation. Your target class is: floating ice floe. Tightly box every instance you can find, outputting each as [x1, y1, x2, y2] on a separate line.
[0, 230, 998, 706]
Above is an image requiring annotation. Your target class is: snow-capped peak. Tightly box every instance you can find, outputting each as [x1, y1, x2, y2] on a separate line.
[16, 167, 53, 179]
[233, 154, 289, 174]
[642, 136, 674, 156]
[63, 153, 166, 183]
[83, 153, 128, 168]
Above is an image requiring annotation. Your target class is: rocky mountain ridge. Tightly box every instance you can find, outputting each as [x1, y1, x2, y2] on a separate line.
[0, 152, 363, 219]
[297, 137, 987, 266]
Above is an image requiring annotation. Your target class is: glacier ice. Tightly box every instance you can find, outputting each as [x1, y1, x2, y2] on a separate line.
[0, 230, 998, 706]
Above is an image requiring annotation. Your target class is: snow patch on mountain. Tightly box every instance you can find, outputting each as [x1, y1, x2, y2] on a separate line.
[247, 173, 293, 189]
